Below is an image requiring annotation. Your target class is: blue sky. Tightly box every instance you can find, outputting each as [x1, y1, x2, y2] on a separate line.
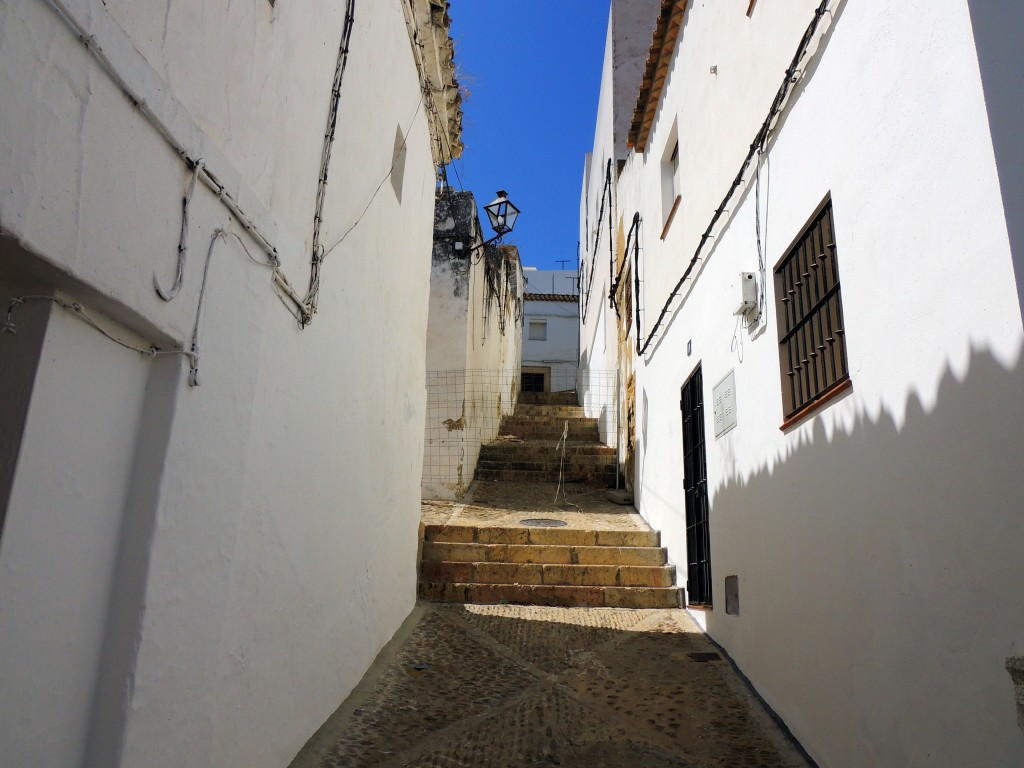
[448, 1, 610, 273]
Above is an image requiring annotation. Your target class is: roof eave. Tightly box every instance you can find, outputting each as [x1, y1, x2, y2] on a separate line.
[627, 0, 688, 154]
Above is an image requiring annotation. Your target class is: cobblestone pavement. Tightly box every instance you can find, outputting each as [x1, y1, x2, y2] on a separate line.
[291, 601, 811, 768]
[421, 481, 650, 533]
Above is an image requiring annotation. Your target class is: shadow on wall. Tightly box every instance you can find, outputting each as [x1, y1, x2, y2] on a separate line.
[706, 345, 1024, 765]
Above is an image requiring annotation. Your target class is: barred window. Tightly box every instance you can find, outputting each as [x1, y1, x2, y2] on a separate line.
[774, 198, 850, 422]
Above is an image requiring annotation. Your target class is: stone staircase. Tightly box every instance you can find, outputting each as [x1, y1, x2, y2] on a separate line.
[474, 395, 616, 485]
[419, 522, 679, 608]
[418, 390, 680, 609]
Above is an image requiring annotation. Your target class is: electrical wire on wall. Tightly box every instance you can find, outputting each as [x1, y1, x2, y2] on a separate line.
[751, 145, 770, 328]
[321, 97, 424, 261]
[637, 0, 832, 358]
[2, 295, 196, 363]
[154, 159, 204, 301]
[305, 0, 356, 321]
[581, 159, 612, 322]
[33, 0, 470, 384]
[633, 214, 645, 351]
[188, 228, 293, 387]
[38, 0, 304, 324]
[611, 212, 640, 318]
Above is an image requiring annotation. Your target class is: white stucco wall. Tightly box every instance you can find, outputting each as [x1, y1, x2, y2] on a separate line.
[579, 4, 614, 363]
[578, 10, 621, 447]
[582, 0, 1024, 765]
[0, 303, 151, 768]
[423, 231, 522, 500]
[0, 1, 437, 767]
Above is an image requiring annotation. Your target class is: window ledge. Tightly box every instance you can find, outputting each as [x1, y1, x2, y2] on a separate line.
[687, 603, 712, 611]
[660, 195, 681, 240]
[779, 376, 852, 432]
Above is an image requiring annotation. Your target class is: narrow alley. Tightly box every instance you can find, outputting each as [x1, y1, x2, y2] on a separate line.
[2, 1, 1022, 766]
[292, 483, 810, 768]
[292, 390, 809, 767]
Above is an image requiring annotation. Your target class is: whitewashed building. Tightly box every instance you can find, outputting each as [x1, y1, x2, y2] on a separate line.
[521, 268, 579, 392]
[0, 1, 461, 767]
[423, 190, 523, 499]
[580, 1, 1024, 765]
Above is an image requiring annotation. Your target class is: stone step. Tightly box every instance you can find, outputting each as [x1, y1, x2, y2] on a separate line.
[421, 541, 667, 567]
[518, 391, 579, 406]
[477, 454, 615, 468]
[474, 467, 616, 483]
[476, 462, 615, 476]
[418, 581, 682, 609]
[498, 425, 600, 441]
[423, 523, 659, 547]
[512, 404, 587, 419]
[421, 560, 676, 588]
[501, 415, 598, 428]
[480, 441, 615, 458]
[501, 420, 597, 431]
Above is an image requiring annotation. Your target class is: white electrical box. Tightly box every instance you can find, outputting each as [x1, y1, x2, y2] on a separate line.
[713, 370, 738, 438]
[734, 272, 758, 316]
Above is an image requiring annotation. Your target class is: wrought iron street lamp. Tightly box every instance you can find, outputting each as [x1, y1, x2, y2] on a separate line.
[470, 191, 520, 253]
[484, 190, 520, 237]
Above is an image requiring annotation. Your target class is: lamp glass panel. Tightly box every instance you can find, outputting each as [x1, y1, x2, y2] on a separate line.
[486, 203, 501, 231]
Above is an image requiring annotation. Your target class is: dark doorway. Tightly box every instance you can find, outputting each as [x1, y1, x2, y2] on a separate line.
[521, 371, 545, 392]
[681, 365, 712, 607]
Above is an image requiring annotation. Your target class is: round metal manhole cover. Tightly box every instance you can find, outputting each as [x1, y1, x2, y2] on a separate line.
[519, 518, 568, 527]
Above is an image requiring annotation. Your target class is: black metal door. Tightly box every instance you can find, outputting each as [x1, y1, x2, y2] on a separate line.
[681, 366, 712, 607]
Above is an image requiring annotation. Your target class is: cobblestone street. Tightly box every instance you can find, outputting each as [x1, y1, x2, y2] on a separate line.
[291, 600, 812, 768]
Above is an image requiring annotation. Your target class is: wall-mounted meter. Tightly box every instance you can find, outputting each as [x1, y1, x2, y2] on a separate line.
[733, 272, 758, 317]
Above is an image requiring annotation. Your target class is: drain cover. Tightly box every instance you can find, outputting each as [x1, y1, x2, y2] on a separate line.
[688, 652, 722, 663]
[519, 518, 568, 527]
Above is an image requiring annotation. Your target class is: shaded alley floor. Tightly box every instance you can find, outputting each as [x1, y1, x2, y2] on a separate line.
[291, 602, 810, 768]
[291, 482, 812, 768]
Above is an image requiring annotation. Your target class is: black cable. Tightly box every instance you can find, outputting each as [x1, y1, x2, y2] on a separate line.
[611, 212, 640, 316]
[637, 0, 829, 358]
[634, 213, 644, 349]
[305, 0, 357, 323]
[581, 159, 611, 322]
[322, 97, 424, 261]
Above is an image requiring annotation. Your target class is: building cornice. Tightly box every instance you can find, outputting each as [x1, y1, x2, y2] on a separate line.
[403, 0, 464, 165]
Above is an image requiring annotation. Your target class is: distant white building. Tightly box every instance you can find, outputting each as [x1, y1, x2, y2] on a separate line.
[581, 1, 1024, 766]
[0, 2, 461, 767]
[521, 268, 579, 392]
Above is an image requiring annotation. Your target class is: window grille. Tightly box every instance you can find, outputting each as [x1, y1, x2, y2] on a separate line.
[774, 199, 849, 420]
